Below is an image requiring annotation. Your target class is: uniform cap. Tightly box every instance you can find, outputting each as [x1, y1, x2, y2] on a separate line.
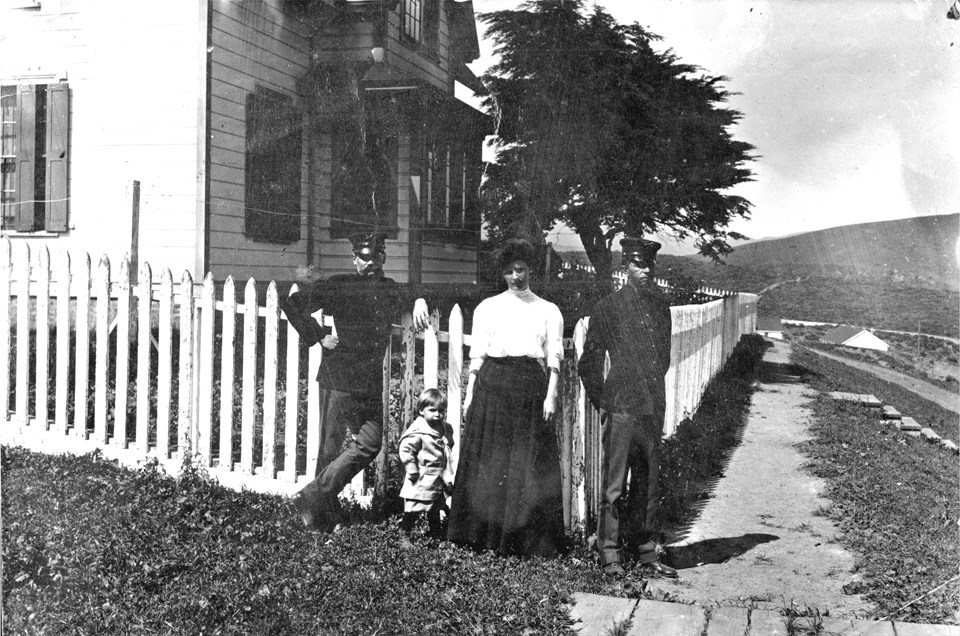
[620, 237, 661, 265]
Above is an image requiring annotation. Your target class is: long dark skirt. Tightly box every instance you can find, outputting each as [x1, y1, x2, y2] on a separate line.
[447, 356, 566, 557]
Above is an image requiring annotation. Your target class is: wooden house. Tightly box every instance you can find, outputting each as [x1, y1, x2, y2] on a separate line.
[0, 0, 489, 284]
[821, 325, 890, 352]
[756, 316, 784, 340]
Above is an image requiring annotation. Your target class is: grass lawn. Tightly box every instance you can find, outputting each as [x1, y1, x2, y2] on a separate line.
[792, 348, 959, 625]
[0, 335, 769, 635]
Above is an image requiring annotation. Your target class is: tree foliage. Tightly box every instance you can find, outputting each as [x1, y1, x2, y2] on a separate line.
[479, 0, 756, 281]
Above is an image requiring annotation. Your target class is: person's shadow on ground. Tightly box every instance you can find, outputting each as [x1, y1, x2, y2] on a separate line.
[667, 533, 779, 569]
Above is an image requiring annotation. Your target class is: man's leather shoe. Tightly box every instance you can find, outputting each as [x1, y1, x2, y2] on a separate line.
[601, 562, 626, 579]
[291, 493, 337, 533]
[638, 560, 679, 579]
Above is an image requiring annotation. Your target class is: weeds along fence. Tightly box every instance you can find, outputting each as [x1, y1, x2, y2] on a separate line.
[1, 239, 758, 532]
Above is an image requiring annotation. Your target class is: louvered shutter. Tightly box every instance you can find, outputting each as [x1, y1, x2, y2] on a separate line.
[14, 85, 36, 232]
[45, 83, 69, 232]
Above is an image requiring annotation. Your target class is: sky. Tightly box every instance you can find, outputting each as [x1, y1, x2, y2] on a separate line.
[462, 0, 960, 254]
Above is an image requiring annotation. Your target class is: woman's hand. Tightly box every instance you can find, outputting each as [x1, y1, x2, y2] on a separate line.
[542, 397, 557, 422]
[321, 334, 339, 350]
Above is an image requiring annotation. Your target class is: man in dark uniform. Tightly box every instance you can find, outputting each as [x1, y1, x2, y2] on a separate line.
[283, 232, 431, 532]
[578, 236, 677, 579]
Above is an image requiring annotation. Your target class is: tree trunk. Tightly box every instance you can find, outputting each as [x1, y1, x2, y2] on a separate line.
[570, 212, 615, 293]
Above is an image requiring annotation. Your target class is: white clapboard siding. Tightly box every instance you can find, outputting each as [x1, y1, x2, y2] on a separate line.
[0, 238, 758, 534]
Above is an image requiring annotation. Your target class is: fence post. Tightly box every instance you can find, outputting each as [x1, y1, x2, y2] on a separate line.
[93, 255, 111, 443]
[73, 251, 91, 438]
[220, 276, 236, 471]
[54, 250, 71, 435]
[35, 246, 50, 429]
[262, 281, 280, 479]
[136, 262, 152, 453]
[157, 268, 174, 459]
[376, 335, 392, 501]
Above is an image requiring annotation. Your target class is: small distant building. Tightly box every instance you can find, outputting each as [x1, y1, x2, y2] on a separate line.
[821, 325, 890, 352]
[756, 317, 784, 340]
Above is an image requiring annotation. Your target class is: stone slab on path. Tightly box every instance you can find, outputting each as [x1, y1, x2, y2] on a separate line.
[569, 594, 958, 635]
[828, 391, 883, 408]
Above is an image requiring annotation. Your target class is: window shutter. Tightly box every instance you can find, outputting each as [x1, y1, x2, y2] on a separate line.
[14, 85, 36, 232]
[45, 83, 69, 232]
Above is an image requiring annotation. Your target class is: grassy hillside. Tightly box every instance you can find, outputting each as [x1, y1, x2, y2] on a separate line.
[699, 213, 959, 291]
[652, 214, 960, 337]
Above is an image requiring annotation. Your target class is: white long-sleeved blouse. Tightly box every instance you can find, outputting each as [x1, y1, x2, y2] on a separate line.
[469, 288, 564, 371]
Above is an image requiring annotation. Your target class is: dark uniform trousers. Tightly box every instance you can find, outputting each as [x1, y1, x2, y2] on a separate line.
[598, 409, 662, 566]
[295, 389, 383, 518]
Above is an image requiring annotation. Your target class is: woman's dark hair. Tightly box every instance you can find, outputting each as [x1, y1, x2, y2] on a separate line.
[496, 238, 536, 273]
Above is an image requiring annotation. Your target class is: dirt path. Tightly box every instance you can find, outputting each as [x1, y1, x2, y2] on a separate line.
[646, 340, 875, 617]
[800, 346, 959, 416]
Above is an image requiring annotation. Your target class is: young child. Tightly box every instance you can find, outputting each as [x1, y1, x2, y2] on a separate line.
[398, 388, 455, 542]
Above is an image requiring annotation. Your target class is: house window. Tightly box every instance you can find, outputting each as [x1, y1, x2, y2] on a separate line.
[1, 82, 69, 233]
[330, 129, 398, 238]
[402, 0, 423, 43]
[423, 144, 469, 235]
[244, 86, 302, 244]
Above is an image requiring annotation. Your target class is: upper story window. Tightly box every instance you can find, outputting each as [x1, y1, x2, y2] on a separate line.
[244, 86, 302, 244]
[401, 0, 438, 51]
[1, 82, 70, 234]
[401, 0, 423, 43]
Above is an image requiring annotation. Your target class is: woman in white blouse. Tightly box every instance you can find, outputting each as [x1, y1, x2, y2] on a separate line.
[447, 238, 567, 557]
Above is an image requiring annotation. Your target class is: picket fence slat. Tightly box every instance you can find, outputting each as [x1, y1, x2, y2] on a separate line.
[136, 262, 152, 453]
[157, 269, 174, 458]
[305, 322, 323, 480]
[73, 252, 91, 438]
[198, 274, 216, 466]
[282, 284, 301, 482]
[1, 238, 757, 534]
[94, 256, 111, 442]
[35, 247, 50, 430]
[220, 276, 236, 470]
[114, 259, 132, 447]
[16, 243, 31, 423]
[262, 282, 280, 479]
[0, 239, 10, 420]
[240, 278, 258, 474]
[54, 251, 70, 435]
[178, 271, 195, 454]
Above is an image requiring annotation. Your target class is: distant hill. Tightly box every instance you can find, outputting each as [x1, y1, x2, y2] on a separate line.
[698, 214, 959, 291]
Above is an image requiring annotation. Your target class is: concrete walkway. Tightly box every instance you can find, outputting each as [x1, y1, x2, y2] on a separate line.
[569, 340, 959, 636]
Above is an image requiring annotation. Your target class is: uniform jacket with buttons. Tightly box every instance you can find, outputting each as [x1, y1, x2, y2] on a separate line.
[578, 282, 673, 417]
[398, 416, 455, 501]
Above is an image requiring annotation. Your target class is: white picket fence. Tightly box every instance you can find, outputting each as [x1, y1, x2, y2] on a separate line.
[1, 238, 757, 531]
